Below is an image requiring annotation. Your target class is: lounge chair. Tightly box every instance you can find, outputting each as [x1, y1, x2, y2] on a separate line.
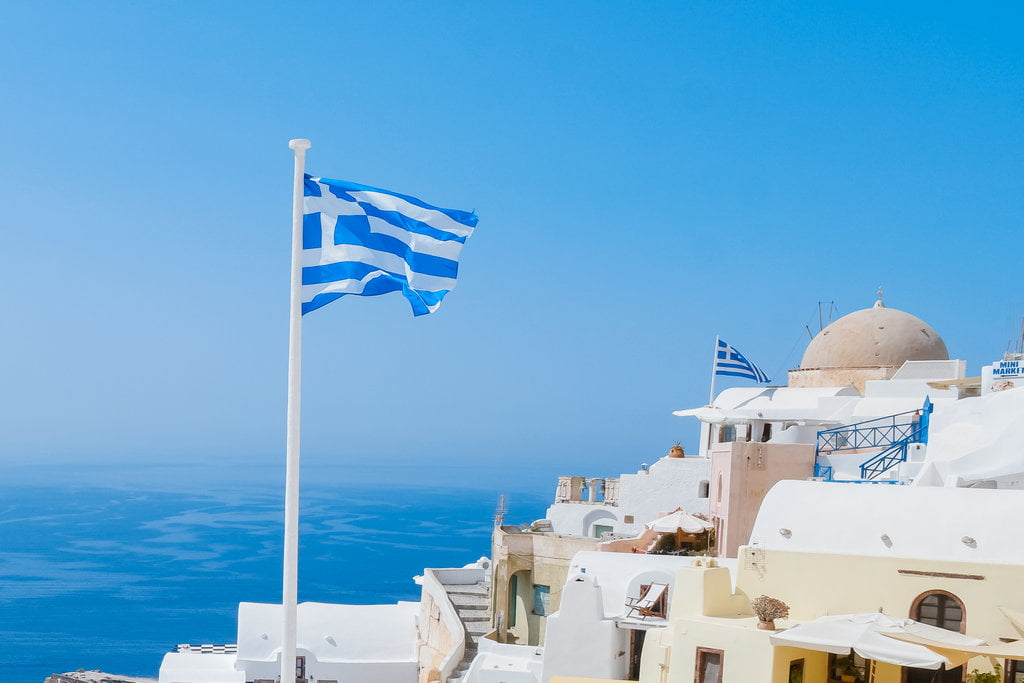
[624, 582, 668, 619]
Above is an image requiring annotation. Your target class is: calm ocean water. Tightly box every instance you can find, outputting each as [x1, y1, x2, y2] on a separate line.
[0, 460, 550, 683]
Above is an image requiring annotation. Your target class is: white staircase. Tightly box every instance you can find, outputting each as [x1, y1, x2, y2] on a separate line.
[446, 580, 491, 683]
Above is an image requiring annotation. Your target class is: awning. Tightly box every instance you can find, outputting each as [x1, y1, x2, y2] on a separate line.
[883, 633, 1024, 666]
[769, 613, 985, 669]
[1002, 606, 1024, 638]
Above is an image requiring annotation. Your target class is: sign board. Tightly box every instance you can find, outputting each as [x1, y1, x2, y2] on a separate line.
[982, 357, 1024, 394]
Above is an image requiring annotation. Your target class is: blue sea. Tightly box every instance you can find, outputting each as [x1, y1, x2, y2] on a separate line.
[0, 459, 550, 683]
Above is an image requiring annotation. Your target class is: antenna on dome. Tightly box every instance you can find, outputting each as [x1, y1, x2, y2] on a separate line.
[813, 301, 837, 334]
[875, 286, 885, 308]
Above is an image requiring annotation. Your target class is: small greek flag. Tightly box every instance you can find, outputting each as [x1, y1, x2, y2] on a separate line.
[301, 175, 478, 316]
[715, 338, 770, 383]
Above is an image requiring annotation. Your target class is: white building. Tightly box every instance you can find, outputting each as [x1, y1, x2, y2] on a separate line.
[158, 601, 418, 683]
[913, 380, 1024, 488]
[543, 450, 711, 539]
[673, 300, 1024, 488]
[465, 551, 703, 683]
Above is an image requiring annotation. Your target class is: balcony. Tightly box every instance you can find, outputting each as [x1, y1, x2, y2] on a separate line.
[553, 476, 619, 505]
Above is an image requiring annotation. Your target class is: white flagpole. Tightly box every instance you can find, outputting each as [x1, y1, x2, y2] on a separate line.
[282, 138, 311, 683]
[708, 335, 720, 406]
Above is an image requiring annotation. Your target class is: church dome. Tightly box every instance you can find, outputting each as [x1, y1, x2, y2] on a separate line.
[800, 302, 948, 370]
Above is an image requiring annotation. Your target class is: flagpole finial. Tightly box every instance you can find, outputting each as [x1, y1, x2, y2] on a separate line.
[289, 138, 311, 150]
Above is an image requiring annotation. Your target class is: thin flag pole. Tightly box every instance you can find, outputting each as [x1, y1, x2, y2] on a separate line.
[282, 138, 311, 683]
[708, 335, 720, 406]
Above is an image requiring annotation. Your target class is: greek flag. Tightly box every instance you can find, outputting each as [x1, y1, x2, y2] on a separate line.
[302, 175, 478, 316]
[715, 338, 771, 383]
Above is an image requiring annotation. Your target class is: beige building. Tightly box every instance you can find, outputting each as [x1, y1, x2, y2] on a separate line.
[707, 441, 816, 557]
[491, 524, 601, 646]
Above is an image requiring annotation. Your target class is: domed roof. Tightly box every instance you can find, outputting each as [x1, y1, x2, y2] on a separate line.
[800, 302, 948, 370]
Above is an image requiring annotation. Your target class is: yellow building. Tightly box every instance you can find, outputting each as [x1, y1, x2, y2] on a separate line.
[630, 481, 1024, 683]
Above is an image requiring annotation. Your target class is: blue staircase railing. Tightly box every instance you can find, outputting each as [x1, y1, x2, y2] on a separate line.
[815, 398, 933, 481]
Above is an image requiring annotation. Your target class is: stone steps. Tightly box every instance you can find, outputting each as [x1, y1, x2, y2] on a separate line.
[464, 620, 492, 636]
[446, 583, 489, 596]
[441, 580, 492, 683]
[452, 599, 489, 613]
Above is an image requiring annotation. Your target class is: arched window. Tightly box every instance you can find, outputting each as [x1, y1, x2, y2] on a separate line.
[911, 590, 966, 633]
[907, 591, 967, 683]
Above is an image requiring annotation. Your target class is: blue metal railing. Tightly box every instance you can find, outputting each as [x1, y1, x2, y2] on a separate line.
[817, 411, 921, 453]
[815, 398, 933, 481]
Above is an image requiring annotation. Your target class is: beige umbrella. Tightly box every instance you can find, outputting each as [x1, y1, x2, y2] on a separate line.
[645, 509, 715, 534]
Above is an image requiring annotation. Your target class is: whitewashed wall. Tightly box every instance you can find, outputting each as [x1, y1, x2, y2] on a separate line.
[544, 456, 710, 537]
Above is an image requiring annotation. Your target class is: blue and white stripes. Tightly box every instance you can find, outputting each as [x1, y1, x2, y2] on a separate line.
[714, 338, 771, 383]
[301, 175, 478, 316]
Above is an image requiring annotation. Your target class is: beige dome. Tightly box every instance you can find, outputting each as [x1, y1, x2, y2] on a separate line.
[800, 304, 948, 370]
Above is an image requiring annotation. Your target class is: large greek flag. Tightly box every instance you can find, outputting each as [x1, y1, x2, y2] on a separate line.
[301, 175, 478, 316]
[715, 338, 771, 383]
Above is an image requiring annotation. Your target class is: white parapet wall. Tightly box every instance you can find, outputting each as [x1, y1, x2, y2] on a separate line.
[417, 561, 490, 683]
[460, 636, 543, 683]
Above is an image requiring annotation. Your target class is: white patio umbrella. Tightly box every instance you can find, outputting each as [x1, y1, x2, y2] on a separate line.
[769, 613, 985, 669]
[645, 509, 714, 534]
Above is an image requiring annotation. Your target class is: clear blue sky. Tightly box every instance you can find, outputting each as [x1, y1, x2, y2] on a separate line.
[1, 2, 1021, 486]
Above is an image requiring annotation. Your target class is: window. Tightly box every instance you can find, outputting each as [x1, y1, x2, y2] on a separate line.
[533, 584, 551, 615]
[624, 515, 635, 524]
[908, 592, 966, 683]
[1006, 658, 1024, 683]
[295, 655, 306, 683]
[913, 591, 965, 632]
[695, 647, 724, 683]
[719, 425, 736, 443]
[698, 480, 710, 498]
[593, 524, 613, 538]
[761, 423, 773, 442]
[716, 474, 723, 503]
[789, 659, 804, 683]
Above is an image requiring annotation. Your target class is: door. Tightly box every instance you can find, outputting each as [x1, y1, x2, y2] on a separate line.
[627, 629, 646, 680]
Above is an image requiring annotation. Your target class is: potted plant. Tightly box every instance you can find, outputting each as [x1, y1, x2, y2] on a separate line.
[968, 665, 1001, 683]
[836, 654, 861, 683]
[750, 595, 790, 630]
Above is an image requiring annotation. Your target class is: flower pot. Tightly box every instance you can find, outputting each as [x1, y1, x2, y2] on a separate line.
[757, 619, 776, 630]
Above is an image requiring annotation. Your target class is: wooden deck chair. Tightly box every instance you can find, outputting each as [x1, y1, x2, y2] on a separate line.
[624, 582, 668, 619]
